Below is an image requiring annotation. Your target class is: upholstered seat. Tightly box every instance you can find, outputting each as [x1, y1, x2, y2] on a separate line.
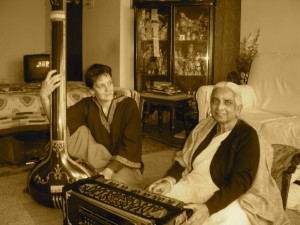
[196, 54, 300, 210]
[271, 144, 300, 209]
[66, 81, 140, 108]
[113, 87, 140, 108]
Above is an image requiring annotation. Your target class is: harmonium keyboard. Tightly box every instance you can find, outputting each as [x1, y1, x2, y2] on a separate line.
[62, 177, 193, 225]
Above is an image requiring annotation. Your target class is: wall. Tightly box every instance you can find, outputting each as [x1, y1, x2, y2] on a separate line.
[241, 0, 300, 54]
[0, 0, 50, 84]
[119, 0, 135, 89]
[83, 0, 120, 86]
[0, 0, 299, 86]
[0, 0, 133, 87]
[83, 0, 133, 88]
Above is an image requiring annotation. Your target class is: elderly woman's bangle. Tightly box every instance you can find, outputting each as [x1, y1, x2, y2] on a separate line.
[162, 176, 176, 188]
[99, 167, 114, 179]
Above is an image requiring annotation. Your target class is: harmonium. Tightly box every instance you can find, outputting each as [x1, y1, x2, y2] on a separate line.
[62, 177, 193, 225]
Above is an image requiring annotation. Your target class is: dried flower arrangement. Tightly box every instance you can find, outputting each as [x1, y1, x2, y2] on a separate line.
[236, 29, 260, 84]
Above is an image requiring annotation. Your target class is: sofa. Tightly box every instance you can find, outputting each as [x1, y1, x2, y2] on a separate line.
[196, 53, 300, 209]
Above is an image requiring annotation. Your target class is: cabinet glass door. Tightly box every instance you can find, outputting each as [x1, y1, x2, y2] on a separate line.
[173, 5, 211, 93]
[135, 6, 170, 91]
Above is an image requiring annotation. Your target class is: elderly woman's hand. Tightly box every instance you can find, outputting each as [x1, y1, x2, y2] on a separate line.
[99, 167, 114, 180]
[147, 177, 175, 195]
[39, 70, 63, 99]
[183, 203, 210, 225]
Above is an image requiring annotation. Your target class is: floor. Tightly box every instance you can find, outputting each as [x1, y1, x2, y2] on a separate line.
[143, 119, 192, 149]
[0, 134, 299, 224]
[0, 137, 178, 225]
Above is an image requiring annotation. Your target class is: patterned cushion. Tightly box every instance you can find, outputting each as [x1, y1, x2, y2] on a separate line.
[271, 144, 300, 189]
[66, 82, 140, 108]
[0, 82, 140, 135]
[271, 144, 300, 208]
[114, 87, 140, 108]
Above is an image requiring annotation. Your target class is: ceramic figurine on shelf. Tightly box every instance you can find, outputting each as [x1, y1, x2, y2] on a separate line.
[174, 50, 185, 75]
[196, 64, 201, 76]
[187, 43, 195, 61]
[138, 9, 153, 41]
[161, 63, 167, 75]
[174, 60, 183, 75]
[186, 30, 191, 40]
[142, 44, 153, 72]
[148, 58, 157, 75]
[191, 32, 197, 40]
[138, 10, 146, 40]
[194, 13, 203, 35]
[159, 24, 168, 40]
[141, 10, 152, 40]
[175, 22, 181, 40]
[145, 10, 151, 21]
[184, 63, 189, 76]
[178, 12, 188, 33]
[139, 25, 147, 40]
[195, 52, 201, 62]
[201, 60, 207, 76]
[141, 9, 146, 20]
[174, 51, 180, 75]
[144, 25, 152, 40]
[157, 49, 164, 74]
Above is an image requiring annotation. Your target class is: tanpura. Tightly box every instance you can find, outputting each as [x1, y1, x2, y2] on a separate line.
[27, 0, 96, 208]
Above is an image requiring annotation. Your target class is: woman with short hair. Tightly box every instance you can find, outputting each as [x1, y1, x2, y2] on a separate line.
[40, 64, 143, 187]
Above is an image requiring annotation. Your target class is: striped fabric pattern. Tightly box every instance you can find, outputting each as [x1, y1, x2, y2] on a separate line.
[0, 82, 140, 135]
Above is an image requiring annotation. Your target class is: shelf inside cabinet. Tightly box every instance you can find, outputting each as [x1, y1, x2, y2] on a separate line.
[134, 1, 215, 92]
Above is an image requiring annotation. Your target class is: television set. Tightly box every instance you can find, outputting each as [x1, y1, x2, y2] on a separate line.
[23, 54, 50, 83]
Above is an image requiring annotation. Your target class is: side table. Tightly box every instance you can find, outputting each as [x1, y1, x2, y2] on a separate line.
[140, 92, 193, 143]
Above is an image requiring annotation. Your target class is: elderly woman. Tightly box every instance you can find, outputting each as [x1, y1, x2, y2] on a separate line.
[39, 64, 143, 187]
[148, 81, 288, 225]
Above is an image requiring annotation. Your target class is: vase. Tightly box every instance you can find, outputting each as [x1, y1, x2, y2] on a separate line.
[239, 72, 249, 84]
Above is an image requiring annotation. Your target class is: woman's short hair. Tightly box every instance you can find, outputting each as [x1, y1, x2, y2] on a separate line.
[212, 81, 243, 106]
[85, 64, 112, 88]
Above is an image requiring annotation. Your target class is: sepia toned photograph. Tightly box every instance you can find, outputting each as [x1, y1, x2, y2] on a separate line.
[0, 0, 299, 224]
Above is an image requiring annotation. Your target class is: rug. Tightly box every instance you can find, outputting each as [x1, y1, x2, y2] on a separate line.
[0, 172, 63, 225]
[0, 137, 178, 225]
[0, 164, 33, 177]
[142, 137, 179, 154]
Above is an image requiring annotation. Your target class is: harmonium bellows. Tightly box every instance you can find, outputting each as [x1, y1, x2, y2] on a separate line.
[62, 177, 193, 225]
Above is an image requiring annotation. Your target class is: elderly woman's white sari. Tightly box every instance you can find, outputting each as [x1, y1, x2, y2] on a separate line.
[166, 131, 230, 203]
[166, 117, 288, 225]
[166, 130, 251, 225]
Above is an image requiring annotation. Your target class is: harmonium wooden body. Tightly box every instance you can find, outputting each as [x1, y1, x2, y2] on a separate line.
[62, 177, 193, 225]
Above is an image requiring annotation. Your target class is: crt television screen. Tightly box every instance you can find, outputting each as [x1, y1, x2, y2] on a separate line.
[23, 54, 50, 83]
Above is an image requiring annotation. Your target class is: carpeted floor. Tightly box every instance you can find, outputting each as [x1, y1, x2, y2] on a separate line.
[0, 137, 299, 224]
[0, 137, 178, 225]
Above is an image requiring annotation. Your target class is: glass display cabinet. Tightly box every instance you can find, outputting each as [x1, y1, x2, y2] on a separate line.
[133, 0, 215, 93]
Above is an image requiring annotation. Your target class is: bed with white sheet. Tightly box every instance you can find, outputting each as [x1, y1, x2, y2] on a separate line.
[0, 81, 140, 137]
